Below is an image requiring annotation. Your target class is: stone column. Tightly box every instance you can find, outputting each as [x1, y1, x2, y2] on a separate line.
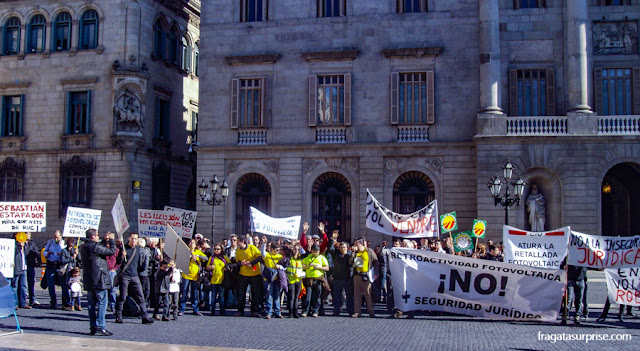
[566, 0, 592, 112]
[125, 1, 142, 64]
[479, 0, 503, 114]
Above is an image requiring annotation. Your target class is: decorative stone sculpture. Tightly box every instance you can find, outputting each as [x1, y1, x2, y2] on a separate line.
[526, 184, 546, 232]
[114, 89, 144, 134]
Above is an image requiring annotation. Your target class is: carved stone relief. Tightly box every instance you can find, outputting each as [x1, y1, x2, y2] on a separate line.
[593, 21, 638, 55]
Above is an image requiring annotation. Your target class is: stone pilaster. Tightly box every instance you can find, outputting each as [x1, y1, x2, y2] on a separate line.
[566, 0, 592, 113]
[478, 0, 503, 114]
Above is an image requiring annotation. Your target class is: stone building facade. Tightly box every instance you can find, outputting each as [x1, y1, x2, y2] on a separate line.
[0, 0, 200, 241]
[196, 0, 640, 244]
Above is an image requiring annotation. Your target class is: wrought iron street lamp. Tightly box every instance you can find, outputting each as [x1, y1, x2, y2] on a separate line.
[487, 160, 525, 225]
[198, 175, 229, 242]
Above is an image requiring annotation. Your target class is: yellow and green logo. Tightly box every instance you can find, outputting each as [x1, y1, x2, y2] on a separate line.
[472, 219, 487, 238]
[439, 212, 458, 233]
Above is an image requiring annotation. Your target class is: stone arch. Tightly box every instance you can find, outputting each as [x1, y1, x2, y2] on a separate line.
[113, 78, 146, 134]
[384, 165, 442, 214]
[0, 12, 24, 26]
[24, 9, 50, 22]
[50, 7, 75, 21]
[234, 172, 272, 237]
[311, 172, 353, 243]
[519, 167, 562, 231]
[76, 3, 105, 19]
[598, 159, 640, 236]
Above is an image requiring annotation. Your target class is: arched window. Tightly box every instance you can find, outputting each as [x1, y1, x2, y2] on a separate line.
[78, 9, 98, 50]
[27, 15, 46, 54]
[392, 171, 435, 214]
[2, 17, 21, 55]
[194, 42, 199, 77]
[53, 12, 71, 52]
[154, 20, 166, 59]
[0, 157, 24, 201]
[312, 172, 351, 242]
[181, 36, 192, 72]
[59, 156, 94, 217]
[235, 173, 271, 236]
[168, 27, 179, 65]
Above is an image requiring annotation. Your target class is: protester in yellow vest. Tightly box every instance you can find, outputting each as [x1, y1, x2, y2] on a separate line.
[206, 243, 229, 316]
[263, 243, 285, 319]
[351, 239, 375, 318]
[236, 238, 264, 316]
[179, 239, 207, 316]
[301, 244, 329, 317]
[285, 245, 304, 318]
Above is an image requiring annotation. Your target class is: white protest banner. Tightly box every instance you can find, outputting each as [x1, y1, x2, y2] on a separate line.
[568, 231, 640, 269]
[137, 209, 182, 238]
[62, 207, 101, 237]
[111, 194, 129, 237]
[164, 225, 191, 273]
[164, 206, 198, 238]
[0, 202, 46, 232]
[365, 190, 438, 238]
[249, 207, 301, 240]
[386, 248, 565, 321]
[0, 239, 15, 279]
[605, 268, 640, 307]
[502, 226, 570, 269]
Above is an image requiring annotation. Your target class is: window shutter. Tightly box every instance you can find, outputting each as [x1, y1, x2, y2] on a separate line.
[344, 73, 351, 126]
[86, 91, 91, 133]
[163, 100, 170, 139]
[66, 91, 72, 134]
[231, 78, 239, 128]
[426, 70, 435, 124]
[1, 97, 6, 137]
[260, 76, 267, 127]
[633, 67, 640, 115]
[509, 69, 518, 116]
[594, 68, 603, 115]
[545, 68, 556, 116]
[309, 75, 317, 126]
[390, 72, 399, 124]
[155, 97, 161, 138]
[19, 94, 24, 136]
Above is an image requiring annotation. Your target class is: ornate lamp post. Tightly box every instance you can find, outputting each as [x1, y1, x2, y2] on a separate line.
[198, 175, 229, 242]
[487, 160, 525, 225]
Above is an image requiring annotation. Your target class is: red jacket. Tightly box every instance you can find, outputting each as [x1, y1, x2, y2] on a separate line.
[300, 230, 329, 253]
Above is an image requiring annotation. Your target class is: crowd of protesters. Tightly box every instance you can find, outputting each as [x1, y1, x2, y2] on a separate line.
[6, 224, 638, 336]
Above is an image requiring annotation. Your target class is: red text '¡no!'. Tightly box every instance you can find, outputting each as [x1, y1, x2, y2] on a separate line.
[577, 247, 640, 268]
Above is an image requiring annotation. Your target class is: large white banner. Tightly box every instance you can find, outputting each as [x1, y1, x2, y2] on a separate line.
[605, 268, 640, 307]
[365, 190, 438, 238]
[503, 226, 570, 269]
[138, 209, 182, 238]
[249, 207, 301, 240]
[62, 207, 101, 238]
[164, 206, 198, 238]
[0, 239, 15, 279]
[111, 194, 129, 238]
[568, 231, 640, 269]
[0, 202, 46, 232]
[164, 225, 191, 273]
[386, 248, 565, 321]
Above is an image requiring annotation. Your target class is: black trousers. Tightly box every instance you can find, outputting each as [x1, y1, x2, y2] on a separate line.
[238, 274, 263, 314]
[287, 281, 301, 316]
[115, 275, 149, 320]
[140, 275, 150, 304]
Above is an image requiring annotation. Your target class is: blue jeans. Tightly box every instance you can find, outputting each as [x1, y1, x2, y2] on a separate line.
[179, 279, 200, 313]
[210, 284, 225, 315]
[265, 281, 282, 316]
[302, 279, 322, 315]
[566, 280, 586, 318]
[87, 289, 108, 331]
[46, 265, 69, 306]
[11, 271, 28, 307]
[108, 271, 118, 309]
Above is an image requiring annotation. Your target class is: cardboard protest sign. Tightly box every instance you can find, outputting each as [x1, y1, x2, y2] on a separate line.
[0, 239, 15, 279]
[452, 231, 475, 252]
[365, 190, 438, 238]
[111, 194, 129, 238]
[440, 212, 457, 234]
[164, 206, 198, 238]
[137, 209, 181, 238]
[164, 225, 191, 273]
[62, 207, 101, 237]
[472, 220, 487, 238]
[605, 268, 640, 307]
[0, 202, 46, 232]
[503, 226, 570, 269]
[568, 231, 640, 269]
[386, 248, 565, 321]
[250, 207, 301, 240]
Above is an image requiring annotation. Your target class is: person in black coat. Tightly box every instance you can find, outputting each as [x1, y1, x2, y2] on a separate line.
[80, 229, 117, 336]
[24, 233, 41, 306]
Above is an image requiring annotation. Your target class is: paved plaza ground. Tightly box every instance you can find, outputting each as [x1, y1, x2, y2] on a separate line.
[0, 271, 638, 351]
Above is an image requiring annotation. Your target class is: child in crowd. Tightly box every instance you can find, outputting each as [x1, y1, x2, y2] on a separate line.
[169, 260, 181, 320]
[68, 267, 82, 311]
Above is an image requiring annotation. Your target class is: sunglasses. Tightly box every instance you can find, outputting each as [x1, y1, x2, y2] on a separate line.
[214, 248, 222, 251]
